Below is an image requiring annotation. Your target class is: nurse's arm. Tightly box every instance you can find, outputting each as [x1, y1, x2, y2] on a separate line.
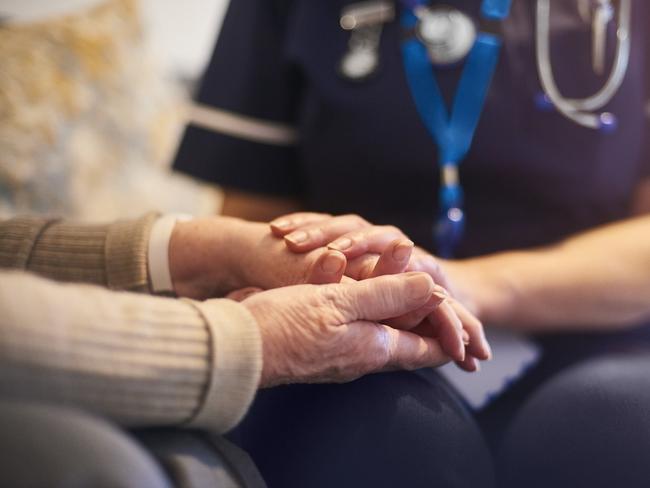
[630, 178, 650, 215]
[443, 215, 650, 332]
[221, 188, 302, 222]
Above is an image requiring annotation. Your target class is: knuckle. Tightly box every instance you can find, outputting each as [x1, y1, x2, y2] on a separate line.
[347, 231, 364, 244]
[316, 285, 353, 323]
[342, 214, 369, 228]
[381, 225, 402, 236]
[366, 324, 392, 371]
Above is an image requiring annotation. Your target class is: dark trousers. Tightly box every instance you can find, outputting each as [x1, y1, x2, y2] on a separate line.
[233, 331, 650, 488]
[0, 400, 265, 488]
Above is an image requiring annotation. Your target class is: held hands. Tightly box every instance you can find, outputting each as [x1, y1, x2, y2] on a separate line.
[168, 213, 490, 374]
[269, 212, 491, 372]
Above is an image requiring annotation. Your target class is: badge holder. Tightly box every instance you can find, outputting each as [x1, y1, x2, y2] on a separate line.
[413, 5, 477, 66]
[339, 1, 395, 81]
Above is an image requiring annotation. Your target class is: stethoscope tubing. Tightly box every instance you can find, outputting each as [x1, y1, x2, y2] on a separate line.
[535, 0, 631, 129]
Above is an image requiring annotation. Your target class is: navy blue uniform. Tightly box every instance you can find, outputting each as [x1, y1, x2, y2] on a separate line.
[175, 1, 650, 256]
[174, 1, 650, 487]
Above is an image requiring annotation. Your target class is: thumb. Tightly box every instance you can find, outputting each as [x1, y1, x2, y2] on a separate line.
[381, 326, 449, 371]
[327, 272, 436, 322]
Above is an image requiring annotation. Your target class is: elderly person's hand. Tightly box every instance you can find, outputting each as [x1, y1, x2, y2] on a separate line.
[241, 272, 454, 387]
[169, 216, 416, 298]
[169, 216, 344, 299]
[268, 212, 491, 372]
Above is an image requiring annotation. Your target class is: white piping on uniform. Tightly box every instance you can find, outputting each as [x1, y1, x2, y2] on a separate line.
[188, 103, 299, 147]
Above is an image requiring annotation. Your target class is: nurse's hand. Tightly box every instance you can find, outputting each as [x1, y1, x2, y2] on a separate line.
[270, 213, 451, 287]
[241, 273, 452, 387]
[269, 212, 491, 371]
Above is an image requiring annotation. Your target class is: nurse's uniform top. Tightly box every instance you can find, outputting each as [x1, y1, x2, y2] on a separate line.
[175, 0, 650, 258]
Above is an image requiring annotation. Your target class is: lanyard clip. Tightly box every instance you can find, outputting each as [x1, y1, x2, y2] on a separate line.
[435, 164, 464, 258]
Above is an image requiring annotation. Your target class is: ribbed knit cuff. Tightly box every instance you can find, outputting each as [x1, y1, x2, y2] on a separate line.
[185, 299, 263, 433]
[105, 213, 159, 292]
[19, 213, 158, 292]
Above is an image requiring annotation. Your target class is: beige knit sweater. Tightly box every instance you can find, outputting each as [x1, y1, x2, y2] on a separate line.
[0, 214, 262, 433]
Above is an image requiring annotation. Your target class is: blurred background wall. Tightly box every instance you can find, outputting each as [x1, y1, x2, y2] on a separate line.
[140, 0, 228, 84]
[0, 0, 230, 220]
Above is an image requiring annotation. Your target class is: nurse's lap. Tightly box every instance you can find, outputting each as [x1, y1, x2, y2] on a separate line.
[231, 369, 495, 488]
[231, 331, 650, 487]
[499, 351, 650, 488]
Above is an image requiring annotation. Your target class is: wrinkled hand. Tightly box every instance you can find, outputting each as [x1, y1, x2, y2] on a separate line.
[242, 273, 452, 387]
[269, 212, 491, 371]
[169, 216, 349, 300]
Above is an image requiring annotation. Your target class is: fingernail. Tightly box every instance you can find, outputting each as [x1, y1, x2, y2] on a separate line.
[286, 230, 308, 245]
[457, 344, 466, 362]
[406, 273, 434, 301]
[475, 360, 481, 372]
[271, 219, 291, 230]
[462, 330, 470, 345]
[329, 237, 353, 251]
[484, 339, 493, 360]
[433, 285, 449, 296]
[432, 291, 447, 304]
[321, 252, 345, 274]
[392, 240, 414, 261]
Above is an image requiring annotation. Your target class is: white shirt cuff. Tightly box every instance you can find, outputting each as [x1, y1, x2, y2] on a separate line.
[148, 214, 193, 294]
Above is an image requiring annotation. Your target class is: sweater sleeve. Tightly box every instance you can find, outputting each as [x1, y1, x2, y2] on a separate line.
[0, 271, 262, 433]
[0, 213, 158, 292]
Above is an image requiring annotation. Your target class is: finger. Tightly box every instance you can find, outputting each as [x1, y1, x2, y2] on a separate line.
[450, 299, 492, 361]
[426, 300, 466, 362]
[270, 212, 331, 237]
[345, 253, 380, 280]
[381, 326, 450, 371]
[455, 355, 481, 373]
[327, 226, 408, 259]
[406, 248, 451, 289]
[306, 250, 347, 285]
[385, 287, 447, 329]
[283, 215, 370, 253]
[322, 272, 436, 322]
[226, 287, 263, 302]
[370, 238, 414, 277]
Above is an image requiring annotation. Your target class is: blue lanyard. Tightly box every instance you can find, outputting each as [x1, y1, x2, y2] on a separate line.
[400, 0, 511, 257]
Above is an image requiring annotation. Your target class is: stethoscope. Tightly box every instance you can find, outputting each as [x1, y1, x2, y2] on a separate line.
[535, 0, 631, 131]
[339, 0, 632, 131]
[338, 0, 632, 256]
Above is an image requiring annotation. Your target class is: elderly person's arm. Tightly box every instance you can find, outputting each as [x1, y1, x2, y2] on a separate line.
[0, 213, 409, 297]
[0, 214, 159, 292]
[0, 269, 450, 432]
[0, 213, 483, 364]
[0, 214, 478, 433]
